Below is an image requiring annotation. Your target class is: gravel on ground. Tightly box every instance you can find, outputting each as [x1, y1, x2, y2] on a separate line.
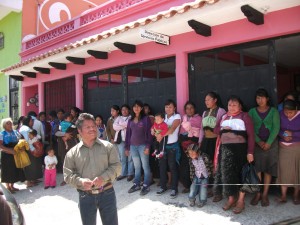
[10, 173, 300, 225]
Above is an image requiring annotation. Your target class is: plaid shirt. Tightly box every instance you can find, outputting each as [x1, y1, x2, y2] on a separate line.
[189, 152, 213, 181]
[192, 156, 208, 178]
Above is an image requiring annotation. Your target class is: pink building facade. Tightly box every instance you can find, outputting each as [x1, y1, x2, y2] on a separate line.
[2, 0, 300, 119]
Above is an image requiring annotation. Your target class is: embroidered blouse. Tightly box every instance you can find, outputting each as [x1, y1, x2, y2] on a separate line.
[199, 107, 226, 144]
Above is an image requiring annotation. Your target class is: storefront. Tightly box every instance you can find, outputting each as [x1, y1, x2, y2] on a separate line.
[1, 0, 300, 119]
[189, 35, 300, 112]
[84, 57, 176, 119]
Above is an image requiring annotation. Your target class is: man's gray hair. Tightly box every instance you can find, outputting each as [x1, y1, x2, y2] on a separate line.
[75, 113, 95, 130]
[1, 118, 13, 130]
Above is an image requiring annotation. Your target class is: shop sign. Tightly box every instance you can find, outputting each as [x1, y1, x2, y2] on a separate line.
[0, 95, 7, 113]
[140, 29, 170, 45]
[0, 32, 4, 49]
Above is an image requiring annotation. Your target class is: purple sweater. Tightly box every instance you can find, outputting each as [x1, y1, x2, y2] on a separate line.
[279, 111, 300, 143]
[125, 116, 152, 150]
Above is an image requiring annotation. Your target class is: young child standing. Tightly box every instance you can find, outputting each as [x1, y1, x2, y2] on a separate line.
[187, 143, 213, 208]
[95, 115, 107, 140]
[44, 146, 58, 189]
[151, 113, 168, 158]
[59, 112, 76, 149]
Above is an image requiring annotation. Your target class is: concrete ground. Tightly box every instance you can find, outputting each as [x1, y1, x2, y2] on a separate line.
[8, 173, 300, 225]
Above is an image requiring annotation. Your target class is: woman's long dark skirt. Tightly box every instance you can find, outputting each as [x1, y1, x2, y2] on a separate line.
[200, 137, 217, 162]
[24, 152, 43, 180]
[200, 137, 217, 185]
[57, 137, 78, 173]
[214, 143, 247, 197]
[179, 148, 192, 189]
[1, 151, 26, 183]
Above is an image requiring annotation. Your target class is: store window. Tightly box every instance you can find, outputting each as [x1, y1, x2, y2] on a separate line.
[216, 50, 241, 71]
[87, 74, 98, 90]
[85, 57, 175, 86]
[9, 78, 19, 123]
[127, 67, 142, 83]
[86, 70, 123, 89]
[110, 71, 122, 86]
[140, 64, 157, 81]
[84, 57, 176, 117]
[242, 45, 269, 66]
[157, 60, 175, 79]
[194, 54, 215, 73]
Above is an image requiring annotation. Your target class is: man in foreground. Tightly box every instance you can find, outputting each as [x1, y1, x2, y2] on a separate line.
[64, 113, 121, 225]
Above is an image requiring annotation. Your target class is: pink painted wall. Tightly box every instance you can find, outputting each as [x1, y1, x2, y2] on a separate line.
[21, 0, 188, 60]
[22, 85, 39, 115]
[75, 74, 83, 108]
[21, 6, 300, 115]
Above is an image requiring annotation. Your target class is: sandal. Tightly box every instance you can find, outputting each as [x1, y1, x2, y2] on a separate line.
[261, 196, 270, 207]
[250, 193, 261, 206]
[222, 200, 236, 211]
[293, 198, 300, 205]
[275, 197, 287, 204]
[233, 202, 245, 214]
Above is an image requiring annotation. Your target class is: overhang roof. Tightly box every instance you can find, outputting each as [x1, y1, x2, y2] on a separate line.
[2, 0, 300, 77]
[0, 0, 22, 20]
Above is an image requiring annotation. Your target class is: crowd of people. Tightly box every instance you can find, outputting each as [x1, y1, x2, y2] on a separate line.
[0, 107, 81, 191]
[1, 89, 300, 217]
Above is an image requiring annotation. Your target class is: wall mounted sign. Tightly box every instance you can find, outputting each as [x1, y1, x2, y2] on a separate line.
[26, 93, 39, 107]
[139, 29, 170, 45]
[0, 95, 7, 113]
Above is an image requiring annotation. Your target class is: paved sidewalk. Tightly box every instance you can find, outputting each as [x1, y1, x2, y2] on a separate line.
[12, 174, 299, 225]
